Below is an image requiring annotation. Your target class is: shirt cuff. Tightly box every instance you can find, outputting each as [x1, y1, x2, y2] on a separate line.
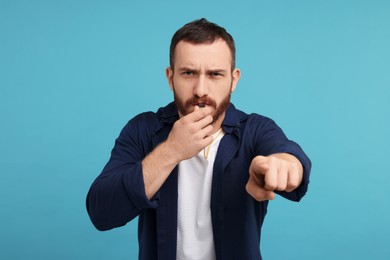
[123, 161, 160, 209]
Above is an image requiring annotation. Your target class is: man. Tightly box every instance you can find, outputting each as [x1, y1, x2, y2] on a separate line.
[86, 18, 311, 260]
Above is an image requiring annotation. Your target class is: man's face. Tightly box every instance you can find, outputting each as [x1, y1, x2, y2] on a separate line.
[166, 39, 240, 123]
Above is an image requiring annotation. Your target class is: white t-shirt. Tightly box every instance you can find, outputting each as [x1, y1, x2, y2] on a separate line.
[176, 130, 224, 260]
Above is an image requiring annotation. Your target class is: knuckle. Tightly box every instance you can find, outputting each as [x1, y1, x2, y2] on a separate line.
[254, 155, 265, 163]
[173, 120, 181, 127]
[265, 183, 276, 191]
[286, 176, 300, 191]
[188, 124, 197, 133]
[289, 161, 298, 171]
[285, 186, 295, 192]
[205, 124, 213, 132]
[289, 178, 300, 189]
[277, 183, 287, 191]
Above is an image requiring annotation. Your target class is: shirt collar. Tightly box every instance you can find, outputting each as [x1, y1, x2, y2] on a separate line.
[157, 102, 179, 125]
[222, 103, 240, 126]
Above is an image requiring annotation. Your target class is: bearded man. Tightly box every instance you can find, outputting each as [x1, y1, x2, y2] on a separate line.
[87, 18, 311, 260]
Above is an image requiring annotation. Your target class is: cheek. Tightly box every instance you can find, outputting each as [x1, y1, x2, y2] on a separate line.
[174, 88, 192, 100]
[214, 85, 232, 101]
[173, 80, 194, 97]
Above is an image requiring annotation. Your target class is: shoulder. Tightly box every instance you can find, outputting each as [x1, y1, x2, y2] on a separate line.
[233, 106, 279, 132]
[246, 113, 279, 130]
[121, 102, 178, 135]
[128, 111, 160, 125]
[122, 111, 158, 132]
[246, 112, 275, 124]
[225, 104, 281, 135]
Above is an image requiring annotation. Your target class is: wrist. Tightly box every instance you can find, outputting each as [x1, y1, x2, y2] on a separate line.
[159, 140, 182, 166]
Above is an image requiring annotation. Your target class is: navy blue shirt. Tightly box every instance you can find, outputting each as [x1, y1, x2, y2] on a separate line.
[86, 102, 311, 260]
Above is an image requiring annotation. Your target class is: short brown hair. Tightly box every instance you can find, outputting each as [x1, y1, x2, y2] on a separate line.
[169, 18, 236, 70]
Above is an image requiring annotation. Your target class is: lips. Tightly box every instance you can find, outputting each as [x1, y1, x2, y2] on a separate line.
[185, 97, 216, 109]
[193, 101, 207, 106]
[192, 100, 211, 107]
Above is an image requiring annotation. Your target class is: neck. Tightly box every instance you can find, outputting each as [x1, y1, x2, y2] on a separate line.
[210, 112, 225, 135]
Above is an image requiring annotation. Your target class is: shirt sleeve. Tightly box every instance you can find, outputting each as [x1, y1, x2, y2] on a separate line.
[252, 115, 312, 202]
[86, 115, 160, 231]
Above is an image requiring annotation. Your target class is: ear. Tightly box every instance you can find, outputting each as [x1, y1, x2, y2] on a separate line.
[230, 68, 241, 93]
[166, 66, 174, 91]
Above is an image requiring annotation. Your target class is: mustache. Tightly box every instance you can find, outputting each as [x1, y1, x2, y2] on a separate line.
[184, 96, 217, 108]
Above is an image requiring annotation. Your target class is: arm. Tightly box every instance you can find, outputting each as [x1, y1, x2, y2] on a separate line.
[86, 115, 158, 231]
[142, 106, 214, 199]
[86, 107, 214, 230]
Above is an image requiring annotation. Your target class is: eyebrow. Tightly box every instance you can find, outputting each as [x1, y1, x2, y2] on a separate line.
[177, 67, 195, 72]
[177, 67, 228, 73]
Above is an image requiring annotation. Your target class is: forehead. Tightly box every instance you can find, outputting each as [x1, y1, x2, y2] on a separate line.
[173, 39, 232, 69]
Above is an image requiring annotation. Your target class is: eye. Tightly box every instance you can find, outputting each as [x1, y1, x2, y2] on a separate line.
[181, 71, 194, 77]
[210, 71, 224, 78]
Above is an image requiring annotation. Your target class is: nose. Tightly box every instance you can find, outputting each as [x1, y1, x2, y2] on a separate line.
[193, 75, 209, 97]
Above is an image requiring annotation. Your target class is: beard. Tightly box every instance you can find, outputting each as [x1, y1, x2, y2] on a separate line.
[173, 86, 232, 124]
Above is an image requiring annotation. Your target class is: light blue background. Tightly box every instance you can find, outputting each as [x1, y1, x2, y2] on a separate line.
[1, 0, 389, 259]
